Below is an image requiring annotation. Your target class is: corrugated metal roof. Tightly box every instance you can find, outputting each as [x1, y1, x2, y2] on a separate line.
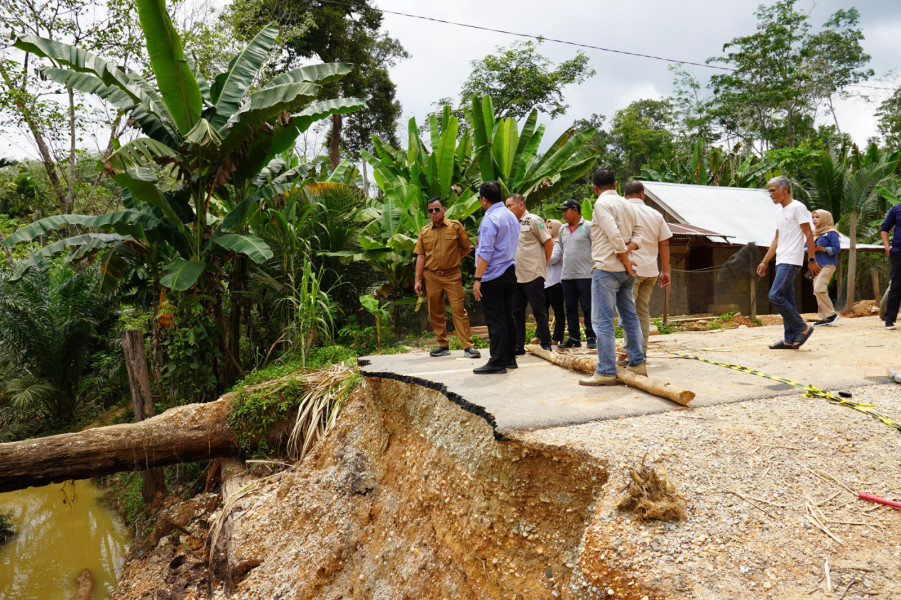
[668, 223, 732, 239]
[640, 181, 883, 250]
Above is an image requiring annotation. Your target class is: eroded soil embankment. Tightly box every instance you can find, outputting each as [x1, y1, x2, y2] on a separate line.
[113, 375, 659, 599]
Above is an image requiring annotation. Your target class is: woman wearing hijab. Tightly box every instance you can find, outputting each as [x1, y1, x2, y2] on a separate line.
[544, 219, 565, 345]
[810, 209, 841, 326]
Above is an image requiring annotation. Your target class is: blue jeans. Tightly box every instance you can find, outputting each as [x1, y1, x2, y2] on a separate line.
[591, 270, 645, 376]
[768, 263, 807, 342]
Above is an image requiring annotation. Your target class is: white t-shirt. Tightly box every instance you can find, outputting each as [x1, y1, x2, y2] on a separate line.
[628, 198, 673, 277]
[775, 200, 812, 266]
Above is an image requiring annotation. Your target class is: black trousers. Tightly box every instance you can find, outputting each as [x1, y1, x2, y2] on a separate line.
[561, 278, 596, 341]
[481, 265, 517, 368]
[513, 276, 551, 351]
[886, 253, 901, 325]
[544, 283, 565, 342]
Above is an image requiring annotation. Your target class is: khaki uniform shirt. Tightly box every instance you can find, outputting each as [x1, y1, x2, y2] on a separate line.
[413, 218, 470, 270]
[590, 190, 643, 272]
[515, 210, 552, 283]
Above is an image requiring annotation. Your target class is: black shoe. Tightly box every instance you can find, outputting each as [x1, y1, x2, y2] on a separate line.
[586, 338, 597, 349]
[514, 348, 526, 356]
[558, 338, 581, 348]
[506, 359, 518, 369]
[540, 344, 552, 351]
[473, 363, 507, 374]
[812, 319, 827, 327]
[822, 314, 840, 326]
[463, 346, 481, 358]
[429, 346, 450, 357]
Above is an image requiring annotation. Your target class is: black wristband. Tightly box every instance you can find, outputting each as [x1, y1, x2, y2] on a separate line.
[473, 277, 482, 281]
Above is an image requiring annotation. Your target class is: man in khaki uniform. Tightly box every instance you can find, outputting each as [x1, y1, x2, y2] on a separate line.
[414, 197, 481, 358]
[505, 193, 553, 353]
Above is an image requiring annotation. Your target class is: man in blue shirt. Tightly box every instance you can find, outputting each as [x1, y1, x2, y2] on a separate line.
[881, 203, 901, 329]
[472, 181, 520, 374]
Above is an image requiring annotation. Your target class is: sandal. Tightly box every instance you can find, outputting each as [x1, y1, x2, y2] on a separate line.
[794, 325, 814, 348]
[768, 340, 794, 349]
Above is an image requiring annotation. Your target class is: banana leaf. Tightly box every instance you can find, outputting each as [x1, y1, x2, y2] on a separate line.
[219, 82, 320, 155]
[210, 25, 278, 129]
[266, 63, 353, 88]
[213, 233, 273, 263]
[160, 258, 205, 291]
[136, 0, 202, 134]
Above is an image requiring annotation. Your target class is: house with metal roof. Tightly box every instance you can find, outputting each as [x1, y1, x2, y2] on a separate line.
[635, 181, 884, 318]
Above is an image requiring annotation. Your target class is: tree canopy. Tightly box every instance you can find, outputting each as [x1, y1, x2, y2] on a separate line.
[460, 40, 594, 120]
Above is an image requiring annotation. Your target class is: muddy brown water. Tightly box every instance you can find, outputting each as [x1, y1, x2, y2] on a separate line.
[0, 479, 131, 599]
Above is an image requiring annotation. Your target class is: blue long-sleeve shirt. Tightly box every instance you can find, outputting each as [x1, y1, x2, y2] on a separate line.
[476, 202, 519, 282]
[813, 230, 840, 266]
[881, 204, 901, 257]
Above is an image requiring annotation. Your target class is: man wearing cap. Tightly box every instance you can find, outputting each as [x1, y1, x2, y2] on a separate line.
[622, 181, 672, 355]
[414, 197, 481, 359]
[556, 198, 596, 349]
[505, 193, 554, 353]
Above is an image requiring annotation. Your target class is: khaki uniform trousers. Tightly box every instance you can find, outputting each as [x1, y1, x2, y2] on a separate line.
[423, 269, 473, 348]
[632, 275, 658, 350]
[813, 264, 837, 320]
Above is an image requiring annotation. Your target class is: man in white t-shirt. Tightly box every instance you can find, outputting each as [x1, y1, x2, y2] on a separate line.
[622, 181, 672, 354]
[756, 176, 820, 349]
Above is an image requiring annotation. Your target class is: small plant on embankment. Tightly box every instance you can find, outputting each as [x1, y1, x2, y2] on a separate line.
[228, 363, 360, 460]
[229, 381, 305, 457]
[0, 510, 15, 544]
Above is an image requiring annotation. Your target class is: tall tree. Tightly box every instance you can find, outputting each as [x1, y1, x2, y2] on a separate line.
[227, 0, 408, 169]
[876, 85, 901, 147]
[460, 40, 595, 121]
[610, 99, 678, 178]
[0, 0, 145, 216]
[706, 0, 872, 153]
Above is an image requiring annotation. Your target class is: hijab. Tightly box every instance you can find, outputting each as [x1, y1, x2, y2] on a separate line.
[812, 209, 839, 237]
[546, 219, 562, 241]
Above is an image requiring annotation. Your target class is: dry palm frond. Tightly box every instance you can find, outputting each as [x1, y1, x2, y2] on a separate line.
[207, 473, 271, 568]
[616, 459, 686, 521]
[287, 363, 355, 461]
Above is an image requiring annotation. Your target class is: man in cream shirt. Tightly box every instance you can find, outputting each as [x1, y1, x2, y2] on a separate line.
[580, 168, 647, 386]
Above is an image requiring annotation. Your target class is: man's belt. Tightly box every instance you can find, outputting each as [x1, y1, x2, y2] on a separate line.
[427, 267, 459, 276]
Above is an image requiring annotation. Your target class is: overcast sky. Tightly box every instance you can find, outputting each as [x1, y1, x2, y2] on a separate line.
[4, 0, 899, 161]
[373, 0, 901, 148]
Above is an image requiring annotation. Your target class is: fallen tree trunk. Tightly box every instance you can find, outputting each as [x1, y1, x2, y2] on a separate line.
[0, 395, 288, 493]
[525, 345, 695, 406]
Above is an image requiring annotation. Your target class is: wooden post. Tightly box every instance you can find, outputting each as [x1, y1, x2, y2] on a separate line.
[122, 329, 166, 503]
[748, 242, 758, 320]
[871, 270, 880, 301]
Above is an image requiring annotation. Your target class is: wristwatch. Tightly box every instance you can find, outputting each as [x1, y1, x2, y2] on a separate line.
[473, 277, 482, 281]
[808, 257, 816, 263]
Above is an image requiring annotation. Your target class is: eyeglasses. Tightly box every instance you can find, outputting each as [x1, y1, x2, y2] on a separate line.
[427, 207, 442, 214]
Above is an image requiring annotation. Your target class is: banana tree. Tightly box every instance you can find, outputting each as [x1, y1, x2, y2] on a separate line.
[2, 0, 364, 393]
[352, 108, 482, 296]
[5, 7, 363, 294]
[468, 95, 597, 205]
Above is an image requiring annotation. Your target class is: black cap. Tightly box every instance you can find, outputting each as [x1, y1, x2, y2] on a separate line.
[557, 198, 581, 211]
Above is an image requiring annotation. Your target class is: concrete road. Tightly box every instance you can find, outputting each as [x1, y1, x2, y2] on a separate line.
[360, 316, 897, 436]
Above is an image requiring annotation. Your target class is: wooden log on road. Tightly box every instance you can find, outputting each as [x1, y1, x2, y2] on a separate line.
[525, 345, 695, 405]
[0, 395, 289, 494]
